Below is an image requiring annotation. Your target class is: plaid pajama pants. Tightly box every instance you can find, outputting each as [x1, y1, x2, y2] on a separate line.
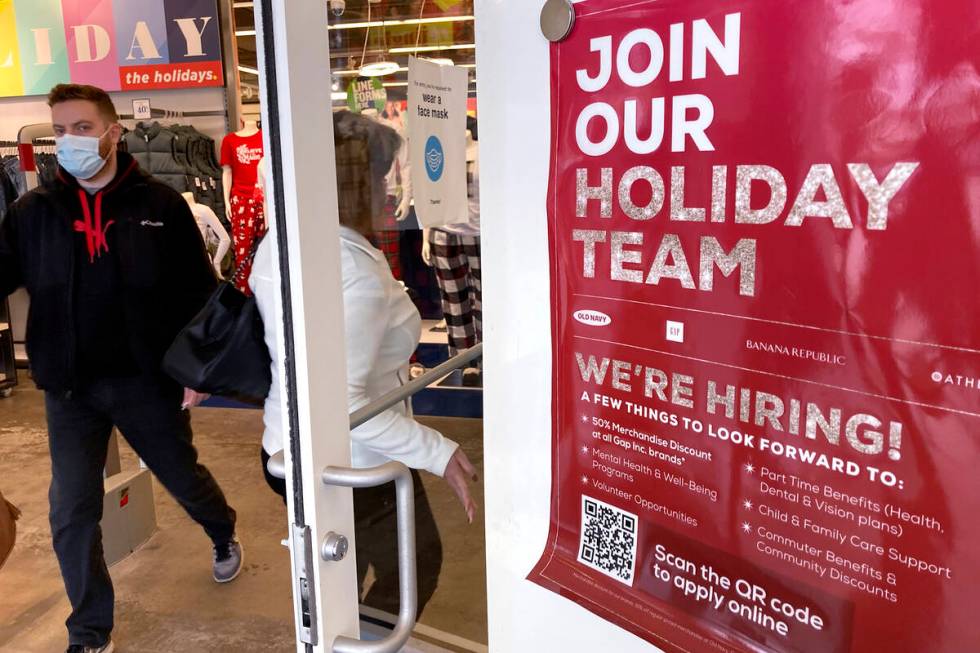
[430, 229, 482, 356]
[370, 195, 402, 280]
[230, 190, 266, 294]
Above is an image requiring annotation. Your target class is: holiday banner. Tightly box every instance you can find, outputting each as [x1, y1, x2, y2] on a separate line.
[529, 1, 980, 652]
[0, 0, 224, 98]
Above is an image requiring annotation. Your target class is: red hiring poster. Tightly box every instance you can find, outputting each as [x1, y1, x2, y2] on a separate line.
[529, 1, 980, 652]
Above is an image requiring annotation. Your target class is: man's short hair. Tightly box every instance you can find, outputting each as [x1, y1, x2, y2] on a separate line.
[47, 84, 119, 123]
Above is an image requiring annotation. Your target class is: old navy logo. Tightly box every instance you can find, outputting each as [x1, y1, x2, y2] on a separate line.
[574, 309, 612, 327]
[141, 220, 164, 227]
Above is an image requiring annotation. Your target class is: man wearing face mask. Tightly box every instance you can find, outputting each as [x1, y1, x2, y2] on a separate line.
[0, 84, 241, 653]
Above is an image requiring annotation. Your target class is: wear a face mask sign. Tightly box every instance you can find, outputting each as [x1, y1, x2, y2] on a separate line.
[0, 0, 224, 97]
[530, 1, 979, 652]
[407, 56, 469, 229]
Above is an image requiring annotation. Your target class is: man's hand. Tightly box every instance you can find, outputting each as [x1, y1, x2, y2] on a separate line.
[182, 388, 211, 410]
[443, 448, 479, 523]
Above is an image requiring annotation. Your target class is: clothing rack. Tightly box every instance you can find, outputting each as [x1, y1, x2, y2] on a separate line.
[16, 123, 55, 190]
[118, 107, 229, 121]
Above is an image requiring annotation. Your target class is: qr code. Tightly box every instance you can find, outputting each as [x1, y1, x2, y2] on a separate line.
[577, 495, 639, 586]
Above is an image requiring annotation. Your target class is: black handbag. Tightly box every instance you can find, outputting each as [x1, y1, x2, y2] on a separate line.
[162, 238, 272, 401]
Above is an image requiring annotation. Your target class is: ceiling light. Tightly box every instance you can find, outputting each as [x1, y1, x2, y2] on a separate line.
[334, 66, 409, 77]
[330, 16, 475, 31]
[235, 29, 256, 37]
[359, 60, 401, 77]
[389, 44, 476, 54]
[238, 65, 260, 75]
[383, 82, 409, 87]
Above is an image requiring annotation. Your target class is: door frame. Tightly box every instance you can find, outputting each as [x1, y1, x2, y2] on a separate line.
[254, 1, 361, 650]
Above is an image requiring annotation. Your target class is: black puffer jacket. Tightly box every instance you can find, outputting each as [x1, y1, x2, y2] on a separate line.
[0, 152, 216, 394]
[123, 122, 193, 194]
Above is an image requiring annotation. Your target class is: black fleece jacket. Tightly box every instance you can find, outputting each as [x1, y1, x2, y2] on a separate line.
[0, 152, 216, 394]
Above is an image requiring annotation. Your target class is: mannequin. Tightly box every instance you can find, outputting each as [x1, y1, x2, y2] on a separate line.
[220, 118, 265, 292]
[362, 107, 412, 279]
[183, 192, 231, 279]
[422, 122, 482, 383]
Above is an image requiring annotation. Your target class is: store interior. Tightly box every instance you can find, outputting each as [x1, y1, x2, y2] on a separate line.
[0, 1, 487, 651]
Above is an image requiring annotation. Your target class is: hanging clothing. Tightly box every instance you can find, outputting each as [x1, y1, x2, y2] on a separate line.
[123, 122, 193, 194]
[188, 200, 231, 277]
[219, 130, 263, 195]
[221, 130, 265, 291]
[430, 154, 481, 355]
[371, 195, 403, 280]
[229, 191, 265, 293]
[437, 157, 480, 237]
[430, 229, 482, 356]
[368, 119, 411, 280]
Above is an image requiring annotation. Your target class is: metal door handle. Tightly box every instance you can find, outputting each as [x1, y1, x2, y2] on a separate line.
[322, 462, 417, 653]
[267, 450, 287, 479]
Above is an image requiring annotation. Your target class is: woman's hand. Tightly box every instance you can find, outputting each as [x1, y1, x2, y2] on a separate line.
[182, 388, 211, 410]
[443, 448, 479, 523]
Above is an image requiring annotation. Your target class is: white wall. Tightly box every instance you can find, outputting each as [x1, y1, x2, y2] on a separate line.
[0, 87, 229, 142]
[476, 1, 661, 651]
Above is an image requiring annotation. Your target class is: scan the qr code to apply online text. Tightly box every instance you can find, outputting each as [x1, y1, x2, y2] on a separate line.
[578, 495, 639, 586]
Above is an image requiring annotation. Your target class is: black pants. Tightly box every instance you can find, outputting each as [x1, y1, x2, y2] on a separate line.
[46, 375, 237, 647]
[260, 449, 442, 616]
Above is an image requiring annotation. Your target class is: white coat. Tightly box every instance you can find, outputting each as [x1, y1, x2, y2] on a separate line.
[250, 225, 458, 477]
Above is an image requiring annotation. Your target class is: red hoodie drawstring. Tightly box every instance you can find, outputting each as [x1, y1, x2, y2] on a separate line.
[73, 189, 114, 263]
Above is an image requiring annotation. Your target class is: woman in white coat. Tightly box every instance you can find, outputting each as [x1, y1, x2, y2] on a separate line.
[250, 111, 477, 615]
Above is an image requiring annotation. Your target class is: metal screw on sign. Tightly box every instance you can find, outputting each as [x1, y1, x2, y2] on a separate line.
[541, 0, 575, 43]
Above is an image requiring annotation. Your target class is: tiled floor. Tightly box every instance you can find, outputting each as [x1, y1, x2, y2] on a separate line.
[0, 381, 487, 652]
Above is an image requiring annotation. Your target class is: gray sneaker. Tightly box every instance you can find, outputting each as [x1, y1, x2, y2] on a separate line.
[213, 537, 244, 583]
[66, 641, 114, 653]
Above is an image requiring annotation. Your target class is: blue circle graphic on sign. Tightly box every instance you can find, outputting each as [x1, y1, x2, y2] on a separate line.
[424, 135, 445, 182]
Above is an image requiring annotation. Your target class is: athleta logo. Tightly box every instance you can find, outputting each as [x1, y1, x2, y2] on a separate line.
[931, 371, 980, 390]
[140, 220, 164, 227]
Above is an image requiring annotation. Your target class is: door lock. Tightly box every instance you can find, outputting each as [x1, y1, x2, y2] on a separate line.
[321, 531, 349, 562]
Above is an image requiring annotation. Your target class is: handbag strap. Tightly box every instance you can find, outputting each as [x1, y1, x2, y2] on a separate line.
[230, 232, 266, 287]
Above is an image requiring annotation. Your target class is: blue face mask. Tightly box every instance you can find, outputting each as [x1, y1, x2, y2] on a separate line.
[55, 128, 111, 181]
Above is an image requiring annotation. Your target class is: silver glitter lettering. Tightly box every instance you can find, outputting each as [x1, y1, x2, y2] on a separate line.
[786, 164, 853, 228]
[711, 165, 727, 223]
[754, 392, 785, 430]
[619, 166, 664, 221]
[576, 168, 613, 218]
[805, 403, 842, 444]
[670, 166, 706, 222]
[735, 165, 787, 224]
[572, 229, 607, 278]
[646, 234, 695, 288]
[671, 374, 695, 409]
[845, 414, 885, 456]
[699, 236, 757, 297]
[706, 381, 735, 418]
[611, 231, 644, 283]
[644, 367, 669, 401]
[847, 162, 919, 230]
[789, 399, 801, 435]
